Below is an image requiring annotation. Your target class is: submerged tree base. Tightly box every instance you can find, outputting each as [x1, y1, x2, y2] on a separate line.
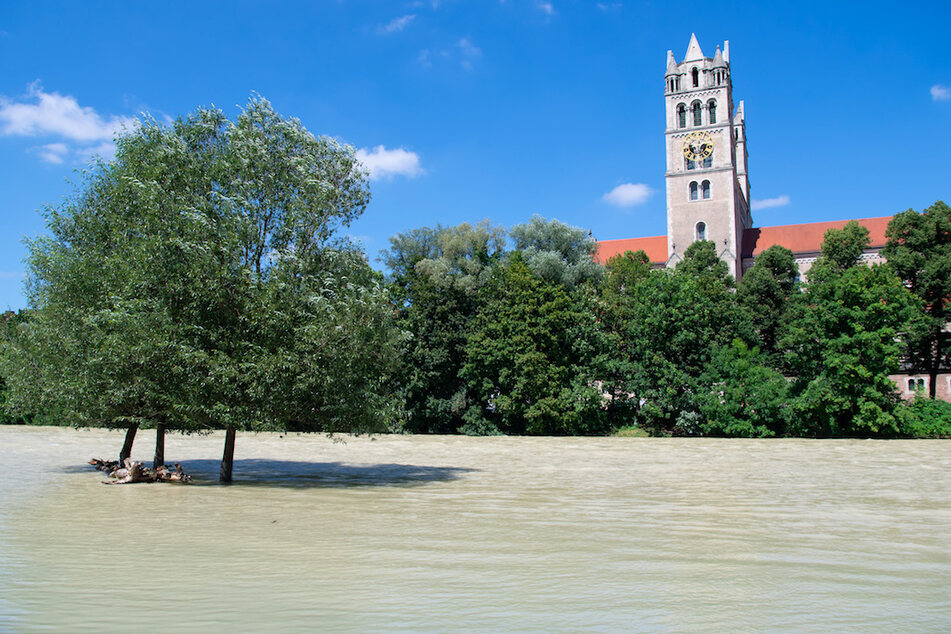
[89, 457, 192, 484]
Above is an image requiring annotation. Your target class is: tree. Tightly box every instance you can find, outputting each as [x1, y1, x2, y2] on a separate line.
[883, 201, 951, 398]
[675, 239, 732, 286]
[1, 96, 402, 480]
[0, 311, 35, 425]
[736, 245, 799, 365]
[783, 224, 923, 436]
[602, 250, 653, 297]
[509, 215, 603, 287]
[381, 221, 506, 433]
[462, 255, 609, 435]
[697, 340, 791, 437]
[599, 259, 750, 435]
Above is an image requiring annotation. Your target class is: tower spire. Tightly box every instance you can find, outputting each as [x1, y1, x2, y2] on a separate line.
[684, 33, 704, 62]
[666, 50, 678, 75]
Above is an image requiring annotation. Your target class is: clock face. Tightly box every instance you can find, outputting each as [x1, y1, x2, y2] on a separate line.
[682, 131, 714, 161]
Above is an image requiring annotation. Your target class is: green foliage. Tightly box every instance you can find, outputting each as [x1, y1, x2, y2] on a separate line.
[883, 201, 951, 398]
[676, 239, 732, 286]
[813, 220, 870, 274]
[736, 245, 798, 364]
[510, 215, 603, 287]
[2, 96, 401, 435]
[599, 262, 750, 436]
[381, 221, 506, 433]
[784, 242, 922, 436]
[462, 255, 609, 435]
[0, 311, 34, 424]
[697, 340, 790, 437]
[603, 250, 652, 297]
[897, 396, 951, 438]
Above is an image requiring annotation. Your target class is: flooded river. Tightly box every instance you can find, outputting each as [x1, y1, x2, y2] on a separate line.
[1, 426, 949, 631]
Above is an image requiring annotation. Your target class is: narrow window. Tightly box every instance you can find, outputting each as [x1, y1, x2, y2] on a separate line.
[696, 222, 706, 240]
[689, 182, 698, 200]
[908, 379, 914, 391]
[701, 180, 711, 199]
[686, 158, 696, 170]
[692, 67, 699, 87]
[702, 153, 713, 168]
[692, 101, 702, 126]
[677, 104, 686, 128]
[708, 100, 717, 124]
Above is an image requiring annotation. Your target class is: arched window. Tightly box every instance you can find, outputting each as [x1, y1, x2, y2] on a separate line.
[692, 101, 702, 126]
[677, 103, 686, 128]
[691, 67, 699, 87]
[701, 180, 711, 199]
[696, 222, 706, 240]
[707, 100, 717, 124]
[689, 182, 698, 200]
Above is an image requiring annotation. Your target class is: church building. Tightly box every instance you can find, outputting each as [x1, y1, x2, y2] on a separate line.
[596, 34, 891, 281]
[595, 34, 947, 400]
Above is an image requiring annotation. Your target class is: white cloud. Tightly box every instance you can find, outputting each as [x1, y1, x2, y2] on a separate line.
[931, 84, 951, 102]
[0, 82, 136, 164]
[35, 142, 68, 164]
[457, 37, 482, 70]
[597, 2, 622, 9]
[378, 14, 416, 34]
[418, 38, 482, 71]
[356, 145, 423, 181]
[0, 82, 135, 141]
[601, 183, 652, 207]
[537, 1, 554, 14]
[751, 195, 791, 211]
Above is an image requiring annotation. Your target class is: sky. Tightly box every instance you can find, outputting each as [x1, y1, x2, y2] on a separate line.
[1, 0, 949, 310]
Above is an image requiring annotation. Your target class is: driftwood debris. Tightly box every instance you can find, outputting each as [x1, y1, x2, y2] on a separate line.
[90, 458, 192, 484]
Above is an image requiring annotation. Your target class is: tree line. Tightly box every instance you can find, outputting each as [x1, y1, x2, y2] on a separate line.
[1, 98, 949, 482]
[383, 206, 950, 438]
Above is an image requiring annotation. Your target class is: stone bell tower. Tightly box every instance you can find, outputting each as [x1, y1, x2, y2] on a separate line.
[664, 33, 751, 279]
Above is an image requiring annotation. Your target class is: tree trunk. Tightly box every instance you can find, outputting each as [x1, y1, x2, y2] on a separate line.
[119, 423, 138, 464]
[154, 423, 166, 469]
[220, 427, 236, 483]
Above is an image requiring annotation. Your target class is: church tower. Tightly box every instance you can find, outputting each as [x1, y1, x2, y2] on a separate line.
[664, 34, 751, 279]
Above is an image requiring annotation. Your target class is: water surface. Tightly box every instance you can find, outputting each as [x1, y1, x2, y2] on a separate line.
[1, 426, 949, 631]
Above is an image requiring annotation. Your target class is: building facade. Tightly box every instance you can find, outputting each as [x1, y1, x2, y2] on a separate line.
[595, 34, 950, 400]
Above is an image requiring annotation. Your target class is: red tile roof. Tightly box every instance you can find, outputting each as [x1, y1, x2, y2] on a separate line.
[595, 235, 667, 265]
[742, 216, 892, 258]
[594, 216, 893, 266]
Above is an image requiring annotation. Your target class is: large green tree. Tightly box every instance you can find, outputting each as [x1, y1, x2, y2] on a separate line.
[736, 245, 799, 366]
[599, 243, 750, 435]
[462, 255, 609, 435]
[381, 221, 506, 433]
[509, 214, 603, 287]
[1, 97, 402, 480]
[783, 222, 923, 436]
[882, 201, 951, 399]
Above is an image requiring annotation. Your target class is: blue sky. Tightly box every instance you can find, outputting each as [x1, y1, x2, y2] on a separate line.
[1, 0, 949, 310]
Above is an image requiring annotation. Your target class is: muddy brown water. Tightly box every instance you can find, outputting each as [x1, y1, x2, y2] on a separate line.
[1, 426, 949, 631]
